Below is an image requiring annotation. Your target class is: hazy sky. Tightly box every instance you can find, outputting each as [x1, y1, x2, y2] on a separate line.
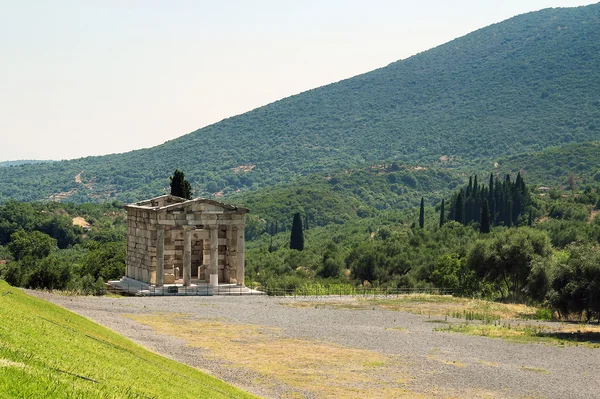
[1, 1, 596, 161]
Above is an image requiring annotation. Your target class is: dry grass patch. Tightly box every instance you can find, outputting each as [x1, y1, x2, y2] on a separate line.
[72, 216, 90, 229]
[426, 348, 467, 368]
[128, 314, 425, 399]
[371, 296, 538, 320]
[429, 357, 466, 368]
[282, 295, 539, 321]
[477, 360, 499, 367]
[385, 327, 410, 333]
[521, 366, 549, 374]
[436, 322, 600, 347]
[0, 359, 27, 369]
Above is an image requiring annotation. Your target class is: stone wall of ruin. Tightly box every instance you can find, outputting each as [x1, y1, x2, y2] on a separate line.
[125, 200, 246, 286]
[126, 208, 157, 284]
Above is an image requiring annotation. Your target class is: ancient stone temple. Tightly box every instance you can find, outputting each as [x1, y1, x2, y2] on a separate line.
[122, 195, 249, 289]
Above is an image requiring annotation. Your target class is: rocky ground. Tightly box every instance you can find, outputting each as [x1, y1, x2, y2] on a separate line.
[26, 292, 600, 399]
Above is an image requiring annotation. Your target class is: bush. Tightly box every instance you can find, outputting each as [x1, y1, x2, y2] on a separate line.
[548, 244, 600, 321]
[534, 308, 553, 320]
[8, 230, 56, 261]
[26, 255, 71, 290]
[3, 261, 25, 287]
[548, 202, 588, 221]
[431, 253, 475, 296]
[81, 242, 125, 281]
[318, 242, 344, 278]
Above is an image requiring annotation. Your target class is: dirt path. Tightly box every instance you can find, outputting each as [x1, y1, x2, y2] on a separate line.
[26, 292, 600, 399]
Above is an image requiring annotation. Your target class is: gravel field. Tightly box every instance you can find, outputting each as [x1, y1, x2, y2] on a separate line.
[26, 291, 600, 399]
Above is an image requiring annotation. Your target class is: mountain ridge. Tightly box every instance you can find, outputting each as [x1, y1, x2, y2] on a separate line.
[1, 3, 599, 203]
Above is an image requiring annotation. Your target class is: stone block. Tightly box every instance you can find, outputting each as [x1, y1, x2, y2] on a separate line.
[164, 273, 175, 284]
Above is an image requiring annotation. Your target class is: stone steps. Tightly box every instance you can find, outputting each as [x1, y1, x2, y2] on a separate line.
[107, 277, 263, 296]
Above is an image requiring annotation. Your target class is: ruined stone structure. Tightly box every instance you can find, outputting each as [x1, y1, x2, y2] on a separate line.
[124, 195, 248, 288]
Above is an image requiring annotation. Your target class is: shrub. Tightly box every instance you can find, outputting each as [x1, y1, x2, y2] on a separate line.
[26, 255, 71, 290]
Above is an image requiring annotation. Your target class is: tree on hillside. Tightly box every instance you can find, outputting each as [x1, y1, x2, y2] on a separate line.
[567, 172, 576, 194]
[448, 171, 531, 229]
[480, 200, 490, 234]
[290, 213, 304, 251]
[454, 190, 464, 225]
[419, 197, 425, 229]
[318, 242, 344, 278]
[488, 173, 495, 222]
[548, 244, 600, 321]
[8, 230, 56, 261]
[170, 169, 192, 200]
[439, 199, 445, 227]
[467, 228, 551, 301]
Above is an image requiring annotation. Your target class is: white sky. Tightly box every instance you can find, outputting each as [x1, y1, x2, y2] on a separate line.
[0, 0, 596, 161]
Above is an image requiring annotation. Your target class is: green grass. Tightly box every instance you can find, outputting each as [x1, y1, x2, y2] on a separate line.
[0, 280, 259, 399]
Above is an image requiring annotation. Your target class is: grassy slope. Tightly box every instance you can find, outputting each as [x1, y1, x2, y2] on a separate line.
[1, 4, 599, 203]
[0, 280, 258, 399]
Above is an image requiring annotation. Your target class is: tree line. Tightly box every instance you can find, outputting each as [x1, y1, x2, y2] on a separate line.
[445, 172, 531, 231]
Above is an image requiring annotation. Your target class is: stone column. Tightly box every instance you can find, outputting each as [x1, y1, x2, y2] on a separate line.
[156, 225, 165, 287]
[226, 225, 235, 284]
[183, 227, 192, 286]
[209, 225, 219, 287]
[236, 225, 245, 286]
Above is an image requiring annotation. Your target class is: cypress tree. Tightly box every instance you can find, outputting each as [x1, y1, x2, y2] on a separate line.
[419, 197, 425, 228]
[488, 173, 495, 224]
[494, 177, 503, 224]
[454, 190, 465, 225]
[528, 208, 533, 226]
[520, 174, 527, 196]
[170, 169, 193, 199]
[439, 199, 445, 227]
[465, 196, 474, 224]
[506, 200, 513, 228]
[473, 175, 479, 197]
[466, 176, 473, 197]
[290, 213, 304, 251]
[480, 200, 490, 234]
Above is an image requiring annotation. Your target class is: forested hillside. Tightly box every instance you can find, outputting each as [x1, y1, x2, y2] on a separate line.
[1, 4, 599, 203]
[232, 164, 466, 239]
[242, 173, 600, 319]
[1, 167, 600, 320]
[505, 141, 600, 187]
[0, 160, 52, 167]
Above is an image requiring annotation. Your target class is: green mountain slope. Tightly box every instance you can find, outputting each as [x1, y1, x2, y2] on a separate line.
[0, 160, 52, 167]
[1, 4, 599, 203]
[503, 141, 600, 188]
[230, 164, 465, 239]
[0, 280, 258, 399]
